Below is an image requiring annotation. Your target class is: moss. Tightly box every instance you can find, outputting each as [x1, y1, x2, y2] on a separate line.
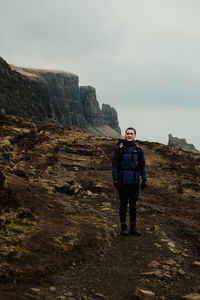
[54, 230, 79, 251]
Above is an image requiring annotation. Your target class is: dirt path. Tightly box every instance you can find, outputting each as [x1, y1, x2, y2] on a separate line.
[2, 198, 200, 300]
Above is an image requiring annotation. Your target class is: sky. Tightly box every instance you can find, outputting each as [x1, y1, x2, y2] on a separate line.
[1, 0, 200, 150]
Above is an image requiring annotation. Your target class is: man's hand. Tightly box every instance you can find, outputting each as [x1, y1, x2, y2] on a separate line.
[141, 180, 147, 191]
[114, 179, 120, 188]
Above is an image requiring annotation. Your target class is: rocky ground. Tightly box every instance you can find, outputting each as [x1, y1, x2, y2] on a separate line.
[0, 114, 200, 300]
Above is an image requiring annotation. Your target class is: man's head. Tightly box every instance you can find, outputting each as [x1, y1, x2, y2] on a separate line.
[125, 127, 136, 141]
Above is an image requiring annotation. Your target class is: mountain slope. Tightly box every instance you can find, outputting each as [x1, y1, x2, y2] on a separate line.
[0, 114, 200, 300]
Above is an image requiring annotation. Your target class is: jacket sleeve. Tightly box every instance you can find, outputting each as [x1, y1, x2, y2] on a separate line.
[139, 147, 147, 181]
[112, 145, 120, 180]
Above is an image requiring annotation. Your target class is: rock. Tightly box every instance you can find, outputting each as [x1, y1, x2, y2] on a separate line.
[101, 192, 107, 197]
[141, 270, 164, 279]
[153, 225, 160, 232]
[168, 241, 175, 248]
[100, 207, 110, 211]
[101, 103, 121, 134]
[162, 265, 171, 271]
[30, 288, 41, 293]
[64, 292, 73, 297]
[193, 261, 200, 267]
[134, 288, 156, 299]
[0, 57, 121, 136]
[182, 293, 200, 300]
[182, 252, 190, 257]
[168, 133, 199, 153]
[101, 202, 111, 208]
[87, 190, 93, 196]
[147, 261, 161, 269]
[95, 293, 105, 298]
[49, 286, 56, 292]
[163, 273, 172, 281]
[154, 243, 162, 248]
[162, 259, 177, 267]
[57, 296, 66, 300]
[178, 269, 186, 276]
[112, 224, 118, 228]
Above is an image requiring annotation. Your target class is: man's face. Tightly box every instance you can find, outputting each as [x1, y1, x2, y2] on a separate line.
[125, 129, 135, 141]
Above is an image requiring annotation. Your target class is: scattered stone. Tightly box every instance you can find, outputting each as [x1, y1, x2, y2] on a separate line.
[182, 293, 200, 300]
[139, 207, 148, 213]
[134, 288, 156, 299]
[154, 243, 162, 248]
[30, 288, 41, 293]
[101, 192, 107, 197]
[87, 190, 93, 196]
[163, 273, 172, 281]
[101, 202, 111, 207]
[193, 261, 200, 267]
[182, 252, 190, 258]
[100, 207, 110, 211]
[141, 270, 164, 279]
[162, 259, 177, 267]
[162, 265, 171, 271]
[153, 225, 160, 232]
[178, 269, 186, 276]
[49, 286, 56, 292]
[57, 296, 66, 300]
[95, 293, 105, 298]
[112, 224, 118, 228]
[147, 261, 161, 269]
[168, 241, 175, 248]
[64, 292, 73, 297]
[160, 238, 169, 243]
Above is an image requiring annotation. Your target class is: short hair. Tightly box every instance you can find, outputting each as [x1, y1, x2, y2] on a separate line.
[125, 127, 136, 135]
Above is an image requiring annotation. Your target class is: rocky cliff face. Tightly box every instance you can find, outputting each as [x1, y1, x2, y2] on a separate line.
[0, 57, 53, 121]
[0, 56, 121, 136]
[80, 86, 103, 126]
[168, 133, 199, 153]
[101, 103, 121, 134]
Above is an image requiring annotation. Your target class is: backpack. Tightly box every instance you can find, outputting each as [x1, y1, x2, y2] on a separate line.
[117, 139, 143, 171]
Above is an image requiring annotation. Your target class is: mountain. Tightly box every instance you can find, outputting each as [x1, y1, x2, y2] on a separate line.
[0, 114, 200, 299]
[0, 56, 121, 136]
[168, 133, 199, 153]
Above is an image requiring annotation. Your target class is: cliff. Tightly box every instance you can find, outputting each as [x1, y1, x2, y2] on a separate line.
[168, 133, 199, 153]
[0, 57, 53, 121]
[0, 56, 121, 136]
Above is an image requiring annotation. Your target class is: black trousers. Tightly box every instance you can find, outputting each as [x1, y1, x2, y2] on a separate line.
[117, 184, 139, 224]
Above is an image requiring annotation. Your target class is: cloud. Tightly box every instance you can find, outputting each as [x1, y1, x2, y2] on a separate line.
[1, 0, 200, 146]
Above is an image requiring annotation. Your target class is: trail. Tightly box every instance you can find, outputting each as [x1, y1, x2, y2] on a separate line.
[3, 189, 200, 300]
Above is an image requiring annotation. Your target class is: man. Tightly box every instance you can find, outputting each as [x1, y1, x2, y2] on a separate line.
[112, 127, 147, 236]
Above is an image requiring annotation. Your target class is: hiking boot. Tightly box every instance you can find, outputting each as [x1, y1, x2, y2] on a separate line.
[120, 223, 129, 236]
[129, 224, 141, 236]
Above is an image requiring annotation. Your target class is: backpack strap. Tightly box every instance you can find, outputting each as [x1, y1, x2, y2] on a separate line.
[119, 142, 124, 160]
[135, 143, 144, 172]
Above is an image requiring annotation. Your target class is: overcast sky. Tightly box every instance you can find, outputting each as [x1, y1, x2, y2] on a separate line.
[1, 0, 200, 149]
